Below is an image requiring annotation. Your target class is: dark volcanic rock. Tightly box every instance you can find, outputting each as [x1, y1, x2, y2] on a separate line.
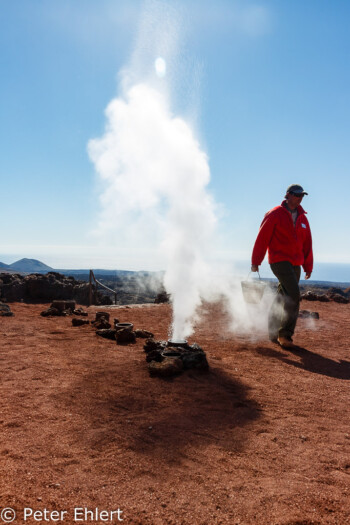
[93, 318, 111, 329]
[181, 350, 209, 370]
[145, 349, 164, 363]
[329, 293, 349, 304]
[144, 339, 209, 376]
[319, 294, 331, 302]
[26, 275, 73, 301]
[0, 272, 112, 305]
[301, 291, 330, 302]
[72, 318, 90, 326]
[51, 300, 75, 313]
[96, 328, 116, 340]
[92, 312, 112, 329]
[328, 287, 348, 297]
[41, 300, 77, 317]
[0, 274, 26, 302]
[73, 307, 88, 316]
[144, 338, 167, 362]
[64, 300, 76, 311]
[301, 291, 317, 301]
[134, 329, 154, 339]
[144, 338, 167, 354]
[148, 356, 183, 377]
[154, 291, 170, 304]
[95, 311, 110, 322]
[299, 310, 320, 319]
[40, 307, 61, 317]
[116, 329, 136, 345]
[0, 302, 13, 316]
[301, 289, 349, 304]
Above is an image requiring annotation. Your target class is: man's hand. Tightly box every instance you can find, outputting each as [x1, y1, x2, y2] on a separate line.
[305, 272, 312, 280]
[251, 265, 259, 272]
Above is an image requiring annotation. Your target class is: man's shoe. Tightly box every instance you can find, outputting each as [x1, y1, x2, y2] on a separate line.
[269, 336, 279, 344]
[277, 336, 298, 349]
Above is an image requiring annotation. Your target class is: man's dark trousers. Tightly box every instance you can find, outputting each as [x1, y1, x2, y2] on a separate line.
[268, 261, 301, 340]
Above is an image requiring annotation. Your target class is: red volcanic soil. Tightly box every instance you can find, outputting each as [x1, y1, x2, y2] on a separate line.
[1, 301, 349, 525]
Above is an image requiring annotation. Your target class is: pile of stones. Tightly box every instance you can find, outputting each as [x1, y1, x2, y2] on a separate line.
[299, 309, 320, 319]
[144, 339, 209, 377]
[301, 291, 330, 302]
[301, 291, 349, 304]
[41, 300, 88, 317]
[40, 303, 208, 378]
[0, 272, 111, 305]
[328, 293, 349, 304]
[0, 302, 13, 317]
[93, 312, 154, 345]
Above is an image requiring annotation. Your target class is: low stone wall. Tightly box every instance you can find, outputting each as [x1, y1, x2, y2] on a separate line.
[0, 272, 112, 305]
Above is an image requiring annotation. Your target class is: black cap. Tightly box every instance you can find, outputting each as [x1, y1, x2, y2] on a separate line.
[286, 184, 308, 195]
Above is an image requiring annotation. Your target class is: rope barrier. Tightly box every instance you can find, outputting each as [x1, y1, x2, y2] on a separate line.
[89, 270, 117, 305]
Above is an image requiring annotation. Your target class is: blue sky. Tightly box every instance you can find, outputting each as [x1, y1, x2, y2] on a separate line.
[1, 0, 350, 280]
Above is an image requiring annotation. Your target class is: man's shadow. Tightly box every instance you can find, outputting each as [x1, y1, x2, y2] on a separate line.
[256, 345, 350, 380]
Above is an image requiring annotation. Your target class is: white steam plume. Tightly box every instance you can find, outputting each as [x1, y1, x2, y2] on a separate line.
[88, 0, 273, 342]
[87, 1, 219, 341]
[88, 80, 216, 340]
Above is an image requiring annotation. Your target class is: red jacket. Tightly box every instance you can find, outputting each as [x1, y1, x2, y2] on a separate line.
[252, 201, 313, 273]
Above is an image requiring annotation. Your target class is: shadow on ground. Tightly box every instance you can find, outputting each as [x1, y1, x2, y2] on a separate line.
[256, 345, 350, 380]
[57, 365, 262, 460]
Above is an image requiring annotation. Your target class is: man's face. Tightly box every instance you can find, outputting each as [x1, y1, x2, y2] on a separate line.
[286, 192, 304, 209]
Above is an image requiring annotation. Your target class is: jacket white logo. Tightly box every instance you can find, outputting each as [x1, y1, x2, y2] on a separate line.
[301, 223, 307, 229]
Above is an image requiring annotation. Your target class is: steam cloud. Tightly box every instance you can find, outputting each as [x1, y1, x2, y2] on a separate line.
[88, 0, 271, 341]
[88, 80, 216, 339]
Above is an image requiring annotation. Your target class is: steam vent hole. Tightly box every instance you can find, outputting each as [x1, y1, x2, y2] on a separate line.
[144, 339, 209, 377]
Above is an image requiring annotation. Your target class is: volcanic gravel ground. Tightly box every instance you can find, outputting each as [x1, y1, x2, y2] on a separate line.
[0, 301, 349, 524]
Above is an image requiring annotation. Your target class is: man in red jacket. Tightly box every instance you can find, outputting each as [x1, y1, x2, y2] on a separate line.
[251, 184, 313, 349]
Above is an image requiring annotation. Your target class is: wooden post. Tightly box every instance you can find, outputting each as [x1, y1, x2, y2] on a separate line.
[89, 269, 117, 305]
[89, 270, 93, 306]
